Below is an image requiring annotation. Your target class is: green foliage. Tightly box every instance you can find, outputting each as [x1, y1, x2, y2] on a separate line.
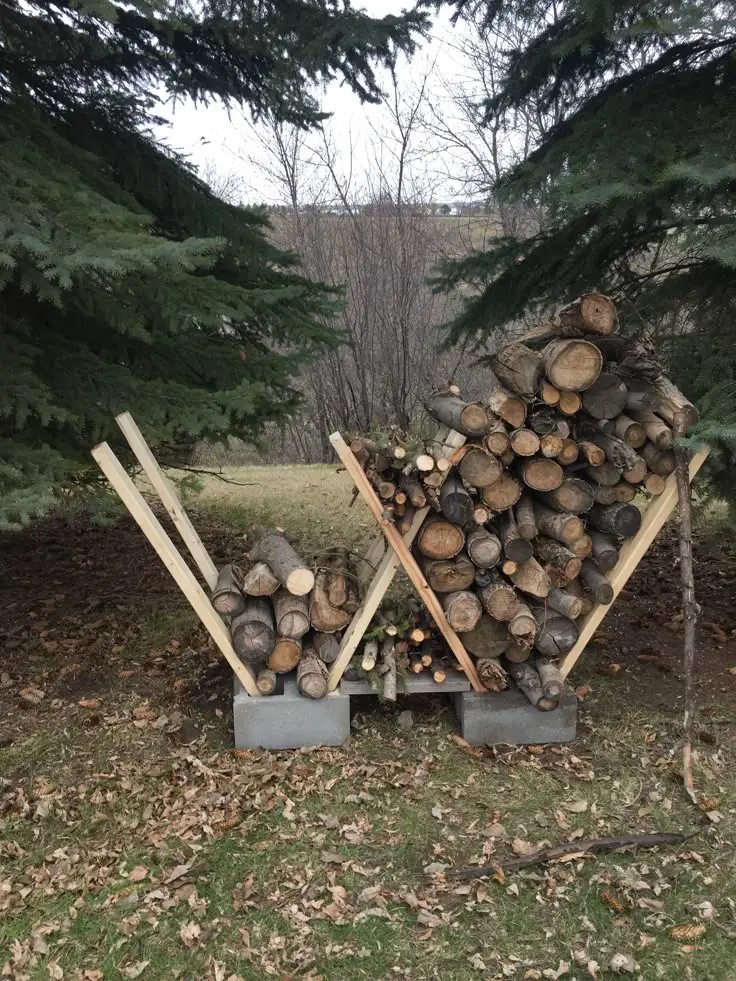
[0, 0, 427, 526]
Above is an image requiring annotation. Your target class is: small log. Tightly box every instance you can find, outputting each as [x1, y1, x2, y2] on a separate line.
[476, 657, 508, 691]
[423, 471, 444, 489]
[588, 502, 642, 539]
[466, 527, 503, 569]
[463, 614, 510, 659]
[518, 457, 564, 492]
[426, 394, 488, 437]
[508, 600, 537, 647]
[557, 439, 580, 465]
[505, 640, 532, 663]
[579, 559, 614, 604]
[536, 659, 564, 699]
[539, 433, 564, 458]
[421, 552, 476, 592]
[539, 477, 594, 514]
[478, 571, 521, 621]
[534, 292, 617, 339]
[396, 504, 417, 536]
[370, 473, 396, 500]
[565, 576, 595, 616]
[268, 636, 302, 673]
[509, 557, 551, 598]
[313, 632, 340, 665]
[211, 564, 246, 617]
[231, 598, 276, 665]
[614, 482, 637, 503]
[592, 484, 617, 505]
[501, 509, 534, 562]
[416, 514, 465, 559]
[532, 607, 579, 657]
[501, 447, 515, 465]
[558, 390, 583, 415]
[547, 587, 584, 620]
[431, 660, 447, 685]
[492, 342, 544, 397]
[585, 462, 622, 486]
[589, 531, 619, 572]
[591, 430, 640, 471]
[361, 638, 379, 672]
[641, 441, 676, 476]
[442, 590, 483, 633]
[515, 494, 538, 540]
[399, 473, 427, 508]
[509, 428, 541, 457]
[440, 473, 474, 525]
[622, 454, 648, 484]
[473, 505, 491, 524]
[507, 660, 544, 707]
[582, 373, 628, 419]
[540, 380, 561, 406]
[256, 667, 277, 695]
[570, 532, 593, 559]
[297, 650, 328, 699]
[578, 440, 606, 466]
[534, 536, 581, 580]
[528, 407, 559, 434]
[652, 375, 699, 427]
[485, 418, 511, 456]
[240, 561, 281, 597]
[309, 572, 352, 632]
[458, 444, 503, 488]
[249, 530, 314, 596]
[613, 414, 646, 448]
[481, 472, 523, 511]
[415, 453, 435, 472]
[534, 504, 584, 544]
[542, 338, 603, 391]
[380, 638, 397, 702]
[272, 588, 310, 639]
[501, 558, 518, 575]
[487, 377, 527, 428]
[629, 409, 673, 450]
[644, 472, 666, 495]
[349, 436, 374, 467]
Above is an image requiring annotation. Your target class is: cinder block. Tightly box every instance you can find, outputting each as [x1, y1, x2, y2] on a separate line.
[233, 675, 350, 749]
[453, 685, 577, 746]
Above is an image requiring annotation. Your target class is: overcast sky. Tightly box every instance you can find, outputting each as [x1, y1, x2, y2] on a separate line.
[156, 1, 467, 204]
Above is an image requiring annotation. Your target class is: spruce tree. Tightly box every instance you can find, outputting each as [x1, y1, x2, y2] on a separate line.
[0, 0, 427, 526]
[434, 0, 736, 487]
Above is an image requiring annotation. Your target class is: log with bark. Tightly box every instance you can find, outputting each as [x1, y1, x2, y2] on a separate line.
[462, 614, 510, 659]
[458, 445, 503, 487]
[487, 377, 527, 428]
[476, 657, 508, 691]
[249, 530, 314, 596]
[534, 536, 581, 581]
[532, 607, 579, 657]
[492, 343, 544, 397]
[501, 508, 534, 562]
[440, 472, 475, 525]
[231, 598, 276, 664]
[582, 373, 628, 419]
[539, 477, 594, 514]
[509, 428, 541, 456]
[534, 504, 585, 545]
[542, 338, 603, 391]
[536, 660, 564, 701]
[417, 514, 465, 559]
[588, 502, 642, 539]
[269, 636, 303, 674]
[426, 393, 489, 437]
[211, 563, 246, 617]
[309, 572, 352, 632]
[481, 472, 523, 511]
[517, 457, 564, 492]
[478, 571, 521, 621]
[240, 561, 281, 597]
[509, 557, 551, 598]
[442, 590, 483, 633]
[466, 527, 503, 568]
[421, 552, 477, 592]
[589, 531, 618, 572]
[507, 659, 545, 707]
[297, 650, 329, 699]
[579, 559, 614, 605]
[515, 494, 538, 540]
[272, 589, 310, 639]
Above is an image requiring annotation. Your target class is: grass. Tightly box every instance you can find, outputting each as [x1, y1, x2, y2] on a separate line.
[2, 465, 735, 980]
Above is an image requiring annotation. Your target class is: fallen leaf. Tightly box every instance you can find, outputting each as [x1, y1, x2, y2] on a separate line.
[164, 863, 193, 884]
[83, 973, 103, 981]
[121, 962, 149, 979]
[19, 686, 45, 706]
[320, 851, 345, 865]
[727, 666, 736, 676]
[608, 953, 638, 973]
[511, 838, 538, 857]
[78, 698, 102, 709]
[671, 924, 706, 941]
[487, 822, 506, 837]
[47, 963, 63, 980]
[705, 810, 723, 824]
[638, 897, 665, 912]
[468, 953, 486, 971]
[575, 685, 592, 699]
[679, 944, 704, 953]
[607, 663, 623, 675]
[179, 922, 201, 948]
[542, 961, 570, 979]
[431, 803, 446, 820]
[423, 862, 449, 875]
[128, 866, 148, 882]
[564, 799, 588, 813]
[416, 909, 445, 929]
[638, 933, 655, 948]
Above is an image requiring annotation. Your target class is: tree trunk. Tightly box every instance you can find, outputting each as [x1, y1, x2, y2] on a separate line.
[462, 614, 510, 659]
[297, 650, 329, 699]
[466, 527, 503, 568]
[485, 417, 512, 455]
[309, 572, 352, 632]
[542, 338, 602, 391]
[536, 659, 564, 699]
[269, 636, 302, 674]
[421, 552, 476, 592]
[534, 536, 581, 580]
[547, 586, 584, 620]
[442, 590, 483, 633]
[272, 588, 310, 639]
[256, 667, 277, 695]
[534, 504, 584, 544]
[426, 394, 489, 437]
[507, 660, 544, 707]
[585, 462, 622, 486]
[582, 373, 628, 419]
[558, 390, 583, 416]
[518, 457, 564, 492]
[532, 607, 579, 657]
[476, 657, 508, 691]
[539, 478, 594, 514]
[578, 440, 606, 466]
[515, 494, 538, 540]
[509, 428, 541, 456]
[652, 375, 699, 428]
[622, 454, 648, 484]
[313, 631, 340, 665]
[231, 598, 276, 664]
[509, 557, 551, 598]
[478, 571, 521, 621]
[588, 502, 642, 539]
[211, 563, 246, 616]
[458, 444, 503, 488]
[589, 531, 619, 572]
[416, 514, 465, 559]
[439, 473, 474, 526]
[249, 530, 314, 596]
[487, 376, 527, 428]
[481, 472, 523, 511]
[240, 561, 281, 597]
[501, 508, 534, 561]
[492, 342, 544, 397]
[613, 413, 646, 448]
[629, 409, 673, 450]
[579, 559, 614, 604]
[641, 441, 676, 476]
[508, 600, 537, 647]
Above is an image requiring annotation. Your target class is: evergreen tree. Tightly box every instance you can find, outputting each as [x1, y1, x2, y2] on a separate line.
[0, 0, 427, 526]
[434, 0, 736, 488]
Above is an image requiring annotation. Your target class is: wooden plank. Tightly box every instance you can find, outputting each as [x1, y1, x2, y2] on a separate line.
[116, 412, 219, 590]
[91, 441, 261, 697]
[330, 432, 484, 692]
[560, 447, 709, 679]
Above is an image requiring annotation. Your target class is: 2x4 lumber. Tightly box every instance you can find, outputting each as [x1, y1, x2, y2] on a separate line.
[559, 447, 709, 679]
[91, 441, 261, 696]
[116, 411, 218, 590]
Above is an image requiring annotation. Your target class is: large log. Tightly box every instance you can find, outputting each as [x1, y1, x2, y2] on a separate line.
[440, 473, 474, 525]
[462, 614, 510, 659]
[613, 414, 646, 448]
[478, 571, 521, 621]
[441, 590, 483, 633]
[579, 559, 614, 604]
[268, 636, 302, 674]
[466, 527, 503, 568]
[487, 378, 527, 429]
[515, 494, 538, 540]
[501, 509, 534, 561]
[534, 536, 581, 580]
[240, 561, 281, 597]
[272, 589, 310, 639]
[492, 343, 544, 397]
[211, 564, 246, 617]
[547, 293, 617, 338]
[542, 338, 603, 391]
[547, 586, 584, 620]
[249, 530, 314, 596]
[421, 552, 476, 592]
[509, 557, 551, 598]
[458, 445, 503, 488]
[518, 457, 564, 492]
[507, 660, 544, 708]
[589, 531, 619, 572]
[508, 600, 537, 647]
[652, 375, 699, 427]
[426, 394, 488, 437]
[481, 472, 523, 511]
[532, 608, 579, 657]
[476, 657, 508, 691]
[588, 502, 642, 539]
[416, 514, 465, 559]
[641, 441, 676, 476]
[534, 504, 584, 544]
[509, 428, 541, 457]
[309, 572, 352, 632]
[539, 478, 594, 514]
[297, 650, 329, 699]
[536, 660, 565, 700]
[629, 409, 674, 450]
[485, 417, 512, 455]
[231, 598, 276, 665]
[582, 373, 628, 419]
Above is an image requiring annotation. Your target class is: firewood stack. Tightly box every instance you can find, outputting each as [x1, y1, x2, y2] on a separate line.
[211, 531, 358, 698]
[349, 293, 699, 711]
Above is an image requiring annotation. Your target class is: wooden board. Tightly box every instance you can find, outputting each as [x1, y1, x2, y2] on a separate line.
[341, 668, 471, 695]
[559, 447, 709, 679]
[116, 412, 218, 590]
[330, 432, 484, 692]
[91, 441, 261, 697]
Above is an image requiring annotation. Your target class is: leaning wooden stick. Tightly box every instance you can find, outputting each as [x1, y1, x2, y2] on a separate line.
[116, 411, 218, 590]
[91, 441, 260, 696]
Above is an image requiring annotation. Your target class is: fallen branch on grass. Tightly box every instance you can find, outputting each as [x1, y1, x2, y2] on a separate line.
[448, 832, 691, 880]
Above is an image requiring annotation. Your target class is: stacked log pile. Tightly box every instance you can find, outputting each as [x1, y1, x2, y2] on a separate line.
[349, 293, 698, 711]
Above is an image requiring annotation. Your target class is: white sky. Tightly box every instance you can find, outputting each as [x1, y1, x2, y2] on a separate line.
[155, 1, 466, 204]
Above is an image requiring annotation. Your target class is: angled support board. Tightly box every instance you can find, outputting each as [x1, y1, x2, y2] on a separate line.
[560, 446, 709, 679]
[329, 431, 484, 692]
[91, 441, 261, 697]
[116, 411, 219, 590]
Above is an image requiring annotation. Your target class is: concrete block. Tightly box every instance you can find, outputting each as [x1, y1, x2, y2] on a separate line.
[453, 685, 577, 746]
[233, 675, 350, 750]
